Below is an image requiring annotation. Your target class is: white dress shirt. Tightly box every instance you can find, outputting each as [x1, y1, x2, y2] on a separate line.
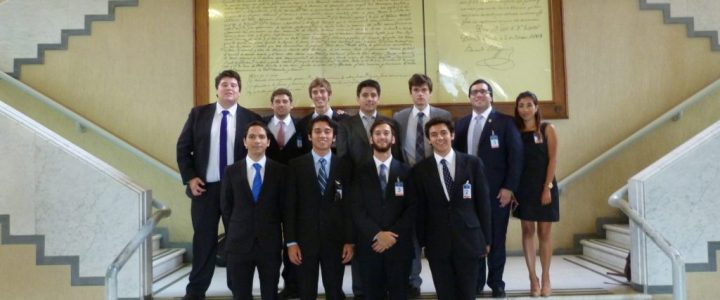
[245, 155, 267, 187]
[373, 154, 393, 183]
[206, 103, 238, 183]
[434, 149, 456, 201]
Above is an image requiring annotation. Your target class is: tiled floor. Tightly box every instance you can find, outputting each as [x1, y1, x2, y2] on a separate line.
[153, 255, 641, 299]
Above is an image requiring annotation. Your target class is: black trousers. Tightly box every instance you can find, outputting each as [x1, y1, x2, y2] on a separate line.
[477, 204, 511, 292]
[359, 253, 411, 300]
[226, 245, 281, 300]
[186, 182, 226, 296]
[428, 255, 479, 300]
[296, 242, 346, 300]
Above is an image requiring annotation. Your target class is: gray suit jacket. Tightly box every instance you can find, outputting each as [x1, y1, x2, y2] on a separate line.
[393, 106, 452, 165]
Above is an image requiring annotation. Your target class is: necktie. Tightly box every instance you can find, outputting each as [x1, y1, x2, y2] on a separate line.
[318, 158, 328, 196]
[378, 164, 388, 196]
[362, 115, 373, 137]
[441, 159, 453, 200]
[470, 115, 483, 156]
[416, 112, 425, 162]
[251, 163, 262, 202]
[277, 121, 286, 149]
[219, 110, 229, 179]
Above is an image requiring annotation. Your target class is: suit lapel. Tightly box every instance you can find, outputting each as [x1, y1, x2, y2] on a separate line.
[479, 110, 497, 146]
[352, 115, 369, 140]
[199, 104, 215, 158]
[426, 158, 448, 202]
[237, 160, 254, 204]
[452, 154, 469, 202]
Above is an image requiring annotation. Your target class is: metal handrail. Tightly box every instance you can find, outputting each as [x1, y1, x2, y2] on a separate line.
[0, 71, 181, 182]
[558, 78, 720, 191]
[106, 199, 171, 300]
[608, 186, 686, 300]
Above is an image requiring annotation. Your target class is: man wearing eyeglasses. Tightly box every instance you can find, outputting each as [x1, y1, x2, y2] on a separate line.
[453, 79, 523, 298]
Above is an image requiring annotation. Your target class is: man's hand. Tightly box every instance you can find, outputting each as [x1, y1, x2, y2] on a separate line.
[371, 231, 398, 253]
[188, 177, 206, 196]
[288, 245, 303, 265]
[341, 244, 354, 263]
[497, 188, 513, 207]
[481, 245, 491, 258]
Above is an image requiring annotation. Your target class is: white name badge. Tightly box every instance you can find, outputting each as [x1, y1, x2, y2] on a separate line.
[395, 179, 404, 197]
[463, 180, 472, 199]
[296, 135, 303, 148]
[490, 131, 500, 149]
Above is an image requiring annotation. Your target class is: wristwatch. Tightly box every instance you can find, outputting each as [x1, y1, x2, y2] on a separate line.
[546, 182, 554, 189]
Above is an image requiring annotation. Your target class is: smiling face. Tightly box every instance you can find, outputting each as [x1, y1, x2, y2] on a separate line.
[370, 123, 395, 153]
[516, 96, 538, 123]
[469, 82, 492, 113]
[271, 93, 293, 119]
[428, 123, 454, 156]
[310, 86, 331, 110]
[216, 77, 241, 108]
[244, 125, 270, 159]
[309, 120, 335, 153]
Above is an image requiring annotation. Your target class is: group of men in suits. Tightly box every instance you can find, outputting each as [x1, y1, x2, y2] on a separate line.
[176, 70, 523, 300]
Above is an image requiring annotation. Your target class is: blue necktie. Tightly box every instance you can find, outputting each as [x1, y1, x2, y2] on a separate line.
[318, 158, 328, 196]
[219, 110, 229, 179]
[251, 163, 262, 202]
[441, 159, 453, 200]
[416, 112, 425, 163]
[378, 164, 388, 196]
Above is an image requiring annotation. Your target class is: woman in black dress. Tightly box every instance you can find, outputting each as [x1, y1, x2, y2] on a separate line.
[513, 91, 558, 297]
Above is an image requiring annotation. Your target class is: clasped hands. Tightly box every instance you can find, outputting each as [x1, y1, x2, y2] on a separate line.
[372, 231, 398, 253]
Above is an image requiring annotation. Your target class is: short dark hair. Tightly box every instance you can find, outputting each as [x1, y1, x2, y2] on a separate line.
[215, 70, 242, 91]
[307, 115, 338, 136]
[468, 79, 493, 98]
[243, 120, 271, 138]
[270, 88, 293, 103]
[370, 119, 397, 137]
[356, 79, 381, 97]
[408, 73, 433, 93]
[424, 117, 454, 139]
[308, 77, 332, 97]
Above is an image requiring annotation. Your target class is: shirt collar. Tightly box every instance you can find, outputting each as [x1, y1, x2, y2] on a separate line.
[434, 149, 456, 165]
[472, 105, 492, 120]
[215, 102, 238, 116]
[359, 110, 377, 119]
[246, 155, 267, 168]
[312, 108, 334, 119]
[272, 115, 291, 126]
[311, 150, 332, 163]
[411, 105, 431, 117]
[373, 155, 393, 169]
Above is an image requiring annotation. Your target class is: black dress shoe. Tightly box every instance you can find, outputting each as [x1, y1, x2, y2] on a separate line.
[491, 287, 506, 298]
[278, 287, 300, 299]
[181, 294, 205, 300]
[408, 286, 421, 298]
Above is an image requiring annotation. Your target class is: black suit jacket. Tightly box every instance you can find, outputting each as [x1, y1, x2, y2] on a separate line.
[410, 152, 491, 259]
[262, 115, 307, 165]
[336, 114, 403, 167]
[351, 159, 414, 260]
[297, 111, 349, 153]
[176, 103, 262, 186]
[220, 159, 286, 254]
[454, 110, 523, 195]
[283, 153, 354, 256]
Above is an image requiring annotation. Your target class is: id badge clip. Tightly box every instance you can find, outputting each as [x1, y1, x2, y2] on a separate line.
[463, 180, 472, 199]
[395, 178, 404, 197]
[490, 130, 500, 149]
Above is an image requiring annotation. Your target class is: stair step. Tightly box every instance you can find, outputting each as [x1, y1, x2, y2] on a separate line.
[153, 248, 186, 282]
[580, 239, 628, 272]
[564, 255, 627, 281]
[603, 224, 630, 249]
[152, 234, 161, 253]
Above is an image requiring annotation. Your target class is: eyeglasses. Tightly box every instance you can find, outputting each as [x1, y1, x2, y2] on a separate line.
[469, 89, 491, 96]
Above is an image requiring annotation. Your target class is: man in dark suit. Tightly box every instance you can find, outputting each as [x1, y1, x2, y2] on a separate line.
[221, 121, 285, 300]
[337, 79, 403, 168]
[296, 78, 349, 155]
[263, 88, 305, 165]
[453, 79, 523, 298]
[351, 119, 414, 300]
[176, 70, 261, 300]
[283, 116, 354, 300]
[410, 117, 491, 300]
[392, 73, 451, 298]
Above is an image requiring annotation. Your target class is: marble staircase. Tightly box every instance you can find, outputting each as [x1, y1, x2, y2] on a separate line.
[641, 0, 720, 51]
[567, 224, 631, 282]
[152, 233, 187, 283]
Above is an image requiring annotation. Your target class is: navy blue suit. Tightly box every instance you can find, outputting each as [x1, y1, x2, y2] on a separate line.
[454, 109, 523, 292]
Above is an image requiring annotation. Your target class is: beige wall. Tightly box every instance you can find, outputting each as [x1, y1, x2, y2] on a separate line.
[7, 0, 720, 255]
[0, 238, 104, 299]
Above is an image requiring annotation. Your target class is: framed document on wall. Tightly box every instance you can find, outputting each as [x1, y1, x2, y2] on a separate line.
[194, 0, 567, 119]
